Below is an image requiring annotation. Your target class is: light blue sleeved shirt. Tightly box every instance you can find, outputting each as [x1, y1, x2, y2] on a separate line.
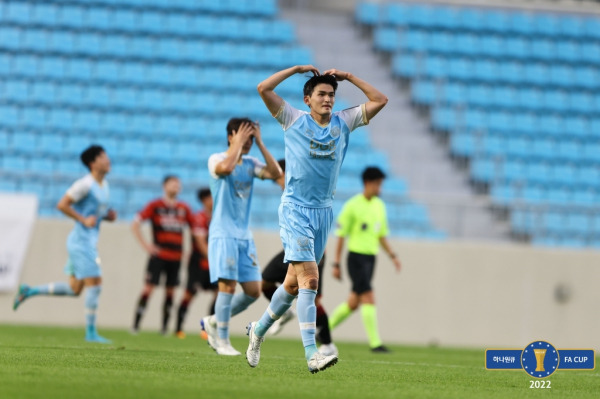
[65, 174, 110, 248]
[208, 152, 265, 239]
[275, 101, 368, 208]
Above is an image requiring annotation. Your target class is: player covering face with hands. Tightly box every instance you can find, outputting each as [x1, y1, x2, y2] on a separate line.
[200, 117, 282, 356]
[246, 65, 388, 373]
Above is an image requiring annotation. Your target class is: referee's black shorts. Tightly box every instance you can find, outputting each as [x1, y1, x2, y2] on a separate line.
[262, 249, 326, 295]
[347, 251, 376, 295]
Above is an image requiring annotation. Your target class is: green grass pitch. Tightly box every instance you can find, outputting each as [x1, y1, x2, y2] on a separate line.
[0, 324, 597, 399]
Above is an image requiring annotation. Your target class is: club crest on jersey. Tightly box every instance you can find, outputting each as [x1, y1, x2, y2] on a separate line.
[330, 126, 340, 138]
[305, 128, 315, 138]
[297, 236, 310, 250]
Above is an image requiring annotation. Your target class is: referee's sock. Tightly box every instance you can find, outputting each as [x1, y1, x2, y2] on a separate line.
[361, 304, 383, 349]
[329, 302, 352, 330]
[29, 282, 76, 297]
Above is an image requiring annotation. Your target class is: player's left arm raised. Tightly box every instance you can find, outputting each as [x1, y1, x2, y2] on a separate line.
[253, 122, 282, 180]
[323, 69, 388, 121]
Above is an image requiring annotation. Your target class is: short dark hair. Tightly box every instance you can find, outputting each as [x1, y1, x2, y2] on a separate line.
[303, 75, 338, 97]
[277, 158, 285, 171]
[163, 175, 179, 185]
[226, 117, 255, 145]
[362, 166, 386, 182]
[80, 145, 105, 170]
[197, 187, 211, 202]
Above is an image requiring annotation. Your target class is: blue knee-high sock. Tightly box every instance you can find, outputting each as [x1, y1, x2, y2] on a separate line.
[230, 293, 257, 317]
[255, 285, 296, 337]
[297, 288, 318, 361]
[29, 282, 75, 297]
[215, 292, 233, 340]
[85, 286, 101, 336]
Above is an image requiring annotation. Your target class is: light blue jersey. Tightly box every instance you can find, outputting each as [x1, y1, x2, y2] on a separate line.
[275, 101, 368, 208]
[208, 153, 265, 240]
[64, 174, 110, 279]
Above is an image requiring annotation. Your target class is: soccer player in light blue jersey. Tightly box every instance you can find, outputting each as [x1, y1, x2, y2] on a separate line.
[246, 65, 388, 373]
[200, 118, 282, 356]
[13, 145, 117, 343]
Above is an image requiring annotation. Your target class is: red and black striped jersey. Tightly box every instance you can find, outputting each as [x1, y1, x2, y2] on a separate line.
[136, 198, 195, 262]
[191, 210, 210, 270]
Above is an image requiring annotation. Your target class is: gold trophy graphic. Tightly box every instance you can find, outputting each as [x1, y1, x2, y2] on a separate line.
[534, 349, 547, 372]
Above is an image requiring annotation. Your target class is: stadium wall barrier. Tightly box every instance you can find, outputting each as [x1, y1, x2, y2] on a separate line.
[1, 219, 599, 351]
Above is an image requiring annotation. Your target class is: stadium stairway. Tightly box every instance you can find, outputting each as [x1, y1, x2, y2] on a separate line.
[282, 6, 510, 240]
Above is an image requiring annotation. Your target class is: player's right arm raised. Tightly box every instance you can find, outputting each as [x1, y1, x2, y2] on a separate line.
[257, 65, 320, 116]
[213, 122, 254, 176]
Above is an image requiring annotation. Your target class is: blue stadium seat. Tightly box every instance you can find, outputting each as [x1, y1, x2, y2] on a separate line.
[38, 134, 65, 156]
[58, 5, 85, 29]
[10, 131, 37, 153]
[29, 158, 56, 175]
[0, 27, 21, 51]
[47, 108, 74, 130]
[356, 2, 380, 26]
[22, 29, 47, 52]
[40, 56, 66, 79]
[21, 107, 47, 129]
[392, 53, 418, 79]
[2, 155, 28, 172]
[31, 3, 58, 26]
[30, 81, 57, 104]
[4, 79, 29, 102]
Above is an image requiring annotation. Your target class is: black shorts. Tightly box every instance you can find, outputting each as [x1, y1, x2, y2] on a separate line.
[186, 252, 217, 293]
[146, 256, 181, 287]
[262, 250, 326, 295]
[347, 252, 376, 295]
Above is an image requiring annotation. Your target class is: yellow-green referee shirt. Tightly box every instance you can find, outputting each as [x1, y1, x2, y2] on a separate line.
[335, 194, 389, 255]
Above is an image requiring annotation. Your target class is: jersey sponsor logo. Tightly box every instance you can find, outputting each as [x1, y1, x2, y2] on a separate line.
[233, 180, 252, 198]
[309, 139, 336, 160]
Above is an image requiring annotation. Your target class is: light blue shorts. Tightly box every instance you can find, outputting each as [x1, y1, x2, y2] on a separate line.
[63, 239, 101, 280]
[208, 237, 261, 283]
[279, 202, 333, 264]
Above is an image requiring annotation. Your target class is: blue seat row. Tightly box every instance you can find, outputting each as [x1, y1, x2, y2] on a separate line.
[2, 0, 278, 18]
[471, 158, 600, 189]
[0, 27, 312, 67]
[0, 64, 305, 96]
[450, 132, 600, 164]
[393, 53, 600, 90]
[432, 106, 600, 139]
[0, 87, 273, 116]
[489, 182, 600, 208]
[0, 104, 279, 134]
[375, 27, 600, 65]
[357, 1, 600, 39]
[511, 209, 600, 236]
[412, 80, 600, 115]
[1, 6, 292, 43]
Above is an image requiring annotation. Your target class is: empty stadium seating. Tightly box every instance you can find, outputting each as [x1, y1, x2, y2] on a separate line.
[357, 1, 600, 247]
[0, 0, 442, 239]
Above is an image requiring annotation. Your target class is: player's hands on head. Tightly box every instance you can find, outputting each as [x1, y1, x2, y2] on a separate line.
[251, 121, 262, 142]
[323, 69, 351, 81]
[297, 65, 320, 76]
[232, 122, 255, 145]
[82, 215, 97, 228]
